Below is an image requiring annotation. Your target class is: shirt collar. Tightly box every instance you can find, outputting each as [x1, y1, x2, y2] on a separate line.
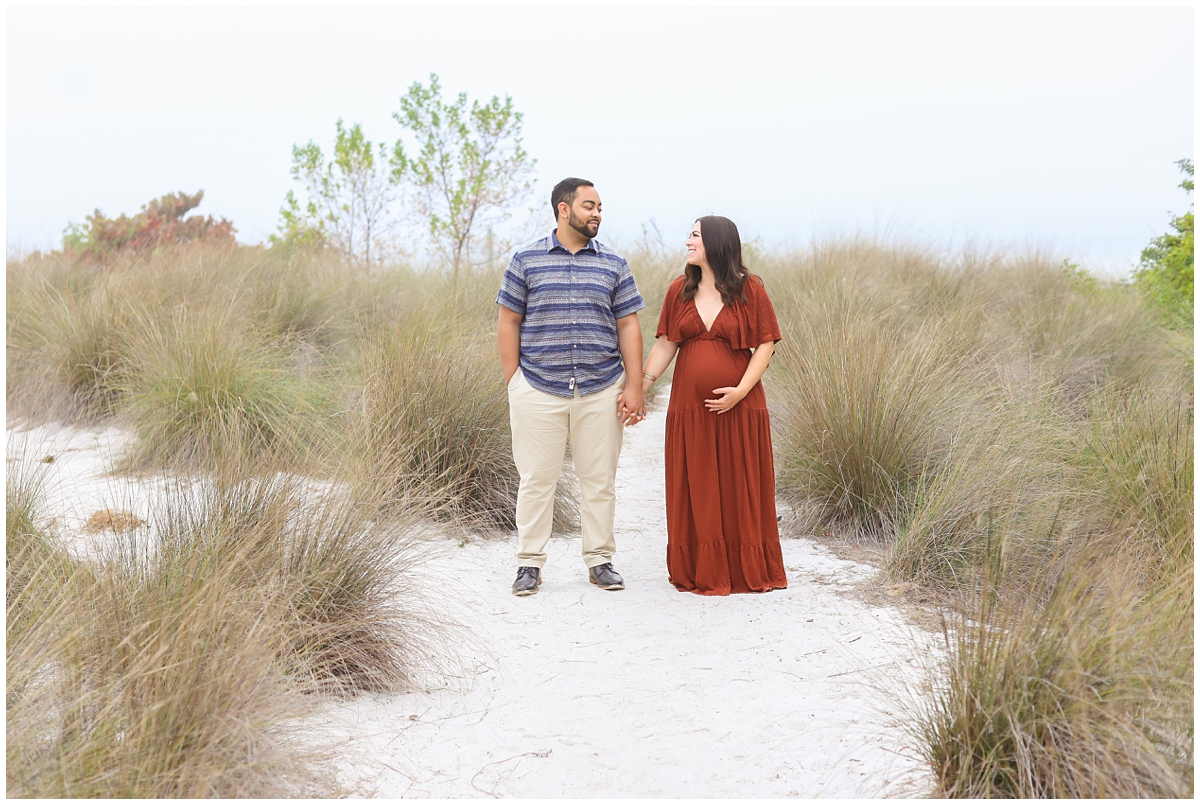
[549, 230, 598, 255]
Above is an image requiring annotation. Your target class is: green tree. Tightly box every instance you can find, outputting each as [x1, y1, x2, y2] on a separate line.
[394, 73, 535, 275]
[272, 119, 406, 268]
[1135, 158, 1194, 325]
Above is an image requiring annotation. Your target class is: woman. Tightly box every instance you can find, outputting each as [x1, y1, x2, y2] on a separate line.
[641, 216, 787, 595]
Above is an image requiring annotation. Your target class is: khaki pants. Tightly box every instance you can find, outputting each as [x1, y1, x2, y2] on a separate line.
[507, 369, 625, 569]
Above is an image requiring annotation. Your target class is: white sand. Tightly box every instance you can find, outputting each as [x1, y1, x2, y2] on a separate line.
[7, 394, 938, 798]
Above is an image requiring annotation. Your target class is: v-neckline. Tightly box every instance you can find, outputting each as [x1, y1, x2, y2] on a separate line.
[695, 299, 725, 333]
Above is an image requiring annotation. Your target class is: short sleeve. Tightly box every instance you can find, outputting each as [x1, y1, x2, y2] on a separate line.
[496, 253, 527, 315]
[729, 275, 782, 350]
[655, 276, 687, 342]
[611, 257, 646, 318]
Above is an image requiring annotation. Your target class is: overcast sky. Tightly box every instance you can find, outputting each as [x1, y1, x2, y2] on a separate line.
[6, 5, 1194, 273]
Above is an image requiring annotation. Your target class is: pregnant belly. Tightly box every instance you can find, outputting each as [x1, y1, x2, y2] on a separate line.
[679, 340, 748, 404]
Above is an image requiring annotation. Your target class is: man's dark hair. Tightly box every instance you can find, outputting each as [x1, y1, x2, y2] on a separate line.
[550, 177, 594, 220]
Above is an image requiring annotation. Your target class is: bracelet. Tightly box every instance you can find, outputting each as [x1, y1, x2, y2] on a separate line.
[642, 372, 657, 382]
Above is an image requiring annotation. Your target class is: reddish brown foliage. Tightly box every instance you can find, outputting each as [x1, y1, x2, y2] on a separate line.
[63, 190, 236, 261]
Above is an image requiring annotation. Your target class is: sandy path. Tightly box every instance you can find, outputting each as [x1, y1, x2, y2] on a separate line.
[310, 394, 935, 798]
[7, 394, 936, 798]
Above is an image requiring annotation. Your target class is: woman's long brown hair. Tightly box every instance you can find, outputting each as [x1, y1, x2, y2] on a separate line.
[681, 215, 750, 305]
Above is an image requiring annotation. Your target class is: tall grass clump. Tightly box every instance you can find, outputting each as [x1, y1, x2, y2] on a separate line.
[6, 459, 90, 699]
[347, 275, 579, 531]
[917, 562, 1193, 798]
[1076, 384, 1194, 586]
[6, 259, 136, 422]
[5, 454, 333, 797]
[771, 299, 985, 537]
[885, 391, 1073, 588]
[8, 553, 324, 797]
[142, 466, 454, 695]
[119, 307, 331, 471]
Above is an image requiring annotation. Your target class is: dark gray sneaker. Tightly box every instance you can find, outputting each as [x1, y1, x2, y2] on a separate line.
[512, 566, 541, 596]
[588, 562, 625, 590]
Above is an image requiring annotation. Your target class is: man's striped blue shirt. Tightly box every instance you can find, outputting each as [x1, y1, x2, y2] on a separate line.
[496, 231, 645, 398]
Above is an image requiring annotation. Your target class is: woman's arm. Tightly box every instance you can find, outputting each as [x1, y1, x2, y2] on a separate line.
[704, 340, 776, 414]
[641, 335, 680, 394]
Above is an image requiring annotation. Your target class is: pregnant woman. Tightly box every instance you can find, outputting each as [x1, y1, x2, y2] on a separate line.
[641, 216, 788, 595]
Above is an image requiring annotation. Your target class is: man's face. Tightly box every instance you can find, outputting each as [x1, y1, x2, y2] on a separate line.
[562, 186, 602, 239]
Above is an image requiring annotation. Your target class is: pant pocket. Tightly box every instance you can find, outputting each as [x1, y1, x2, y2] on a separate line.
[507, 368, 524, 392]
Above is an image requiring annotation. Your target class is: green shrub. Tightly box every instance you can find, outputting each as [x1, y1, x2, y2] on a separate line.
[1135, 159, 1194, 327]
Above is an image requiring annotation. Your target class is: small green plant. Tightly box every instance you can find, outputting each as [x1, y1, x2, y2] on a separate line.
[1059, 258, 1097, 292]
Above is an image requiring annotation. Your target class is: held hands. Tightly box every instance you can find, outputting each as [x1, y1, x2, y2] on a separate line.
[617, 386, 646, 426]
[705, 386, 746, 414]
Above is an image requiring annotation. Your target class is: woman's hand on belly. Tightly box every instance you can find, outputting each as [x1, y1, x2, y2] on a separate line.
[705, 386, 748, 414]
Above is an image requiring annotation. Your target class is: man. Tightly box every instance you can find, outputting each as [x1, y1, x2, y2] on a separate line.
[496, 177, 646, 596]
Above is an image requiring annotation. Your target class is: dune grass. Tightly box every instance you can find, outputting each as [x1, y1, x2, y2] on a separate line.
[5, 246, 524, 796]
[5, 445, 457, 796]
[759, 240, 1192, 796]
[6, 238, 1192, 796]
[918, 561, 1193, 798]
[139, 467, 454, 696]
[6, 461, 320, 797]
[119, 306, 332, 472]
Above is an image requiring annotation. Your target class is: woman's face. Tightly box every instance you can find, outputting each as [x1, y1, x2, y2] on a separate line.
[685, 221, 707, 267]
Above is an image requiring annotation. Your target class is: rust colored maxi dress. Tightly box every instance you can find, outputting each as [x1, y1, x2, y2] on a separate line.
[655, 274, 788, 595]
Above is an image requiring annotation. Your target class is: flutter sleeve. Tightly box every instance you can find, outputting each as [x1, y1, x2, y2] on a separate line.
[655, 275, 687, 342]
[729, 275, 783, 350]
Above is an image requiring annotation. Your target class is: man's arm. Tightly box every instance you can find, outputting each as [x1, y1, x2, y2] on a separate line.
[615, 313, 645, 425]
[498, 306, 524, 384]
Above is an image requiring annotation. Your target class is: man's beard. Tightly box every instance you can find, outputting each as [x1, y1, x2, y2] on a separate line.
[568, 210, 599, 239]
